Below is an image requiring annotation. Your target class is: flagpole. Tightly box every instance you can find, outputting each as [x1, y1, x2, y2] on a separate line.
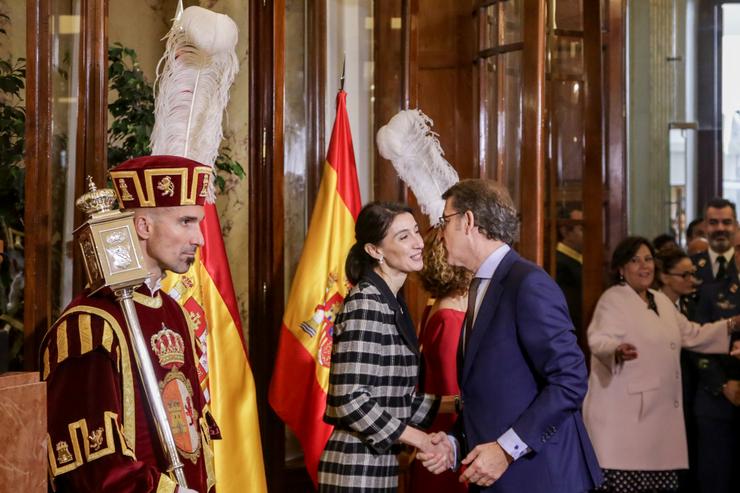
[340, 55, 346, 92]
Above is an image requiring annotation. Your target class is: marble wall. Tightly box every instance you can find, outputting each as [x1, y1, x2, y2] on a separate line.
[0, 372, 47, 492]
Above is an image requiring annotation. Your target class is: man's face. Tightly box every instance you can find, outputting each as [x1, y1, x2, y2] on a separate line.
[705, 206, 737, 254]
[563, 209, 584, 252]
[440, 198, 469, 270]
[144, 205, 206, 275]
[689, 222, 706, 242]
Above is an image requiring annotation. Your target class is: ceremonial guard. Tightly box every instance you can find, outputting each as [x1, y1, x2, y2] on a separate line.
[39, 2, 245, 489]
[41, 156, 217, 493]
[687, 198, 740, 493]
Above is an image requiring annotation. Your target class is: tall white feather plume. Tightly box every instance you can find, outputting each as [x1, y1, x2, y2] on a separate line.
[150, 6, 239, 201]
[376, 110, 459, 225]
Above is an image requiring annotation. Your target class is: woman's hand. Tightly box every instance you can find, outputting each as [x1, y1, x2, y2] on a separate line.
[416, 431, 454, 474]
[615, 343, 638, 364]
[731, 340, 740, 359]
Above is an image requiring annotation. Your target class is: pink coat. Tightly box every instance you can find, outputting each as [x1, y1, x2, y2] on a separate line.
[583, 284, 730, 471]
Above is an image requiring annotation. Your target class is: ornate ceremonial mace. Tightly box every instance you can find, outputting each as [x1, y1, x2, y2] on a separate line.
[75, 177, 188, 488]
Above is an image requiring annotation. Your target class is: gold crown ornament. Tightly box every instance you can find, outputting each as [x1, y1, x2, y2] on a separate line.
[74, 177, 148, 294]
[150, 325, 186, 369]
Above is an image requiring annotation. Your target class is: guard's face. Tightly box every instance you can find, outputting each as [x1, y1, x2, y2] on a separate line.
[146, 205, 206, 275]
[620, 244, 654, 293]
[706, 206, 737, 254]
[375, 212, 424, 274]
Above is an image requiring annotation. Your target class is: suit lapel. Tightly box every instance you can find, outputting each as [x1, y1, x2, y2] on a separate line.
[462, 249, 518, 383]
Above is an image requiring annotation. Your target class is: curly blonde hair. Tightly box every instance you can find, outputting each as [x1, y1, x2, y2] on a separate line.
[419, 229, 473, 298]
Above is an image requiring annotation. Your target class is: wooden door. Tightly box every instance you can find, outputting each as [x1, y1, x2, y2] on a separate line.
[23, 0, 108, 371]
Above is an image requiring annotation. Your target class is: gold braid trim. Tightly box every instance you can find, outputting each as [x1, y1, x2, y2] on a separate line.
[133, 291, 163, 308]
[48, 412, 135, 478]
[42, 305, 136, 452]
[156, 473, 178, 493]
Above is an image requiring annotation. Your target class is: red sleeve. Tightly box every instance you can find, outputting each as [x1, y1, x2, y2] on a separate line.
[420, 310, 464, 396]
[47, 350, 174, 493]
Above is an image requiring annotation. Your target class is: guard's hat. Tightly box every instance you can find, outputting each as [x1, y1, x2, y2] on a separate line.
[109, 155, 211, 209]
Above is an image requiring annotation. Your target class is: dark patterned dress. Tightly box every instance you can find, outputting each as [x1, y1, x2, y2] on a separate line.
[596, 469, 678, 493]
[318, 271, 439, 492]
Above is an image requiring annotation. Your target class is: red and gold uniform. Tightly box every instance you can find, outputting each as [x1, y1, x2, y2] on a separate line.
[41, 156, 216, 493]
[41, 284, 215, 492]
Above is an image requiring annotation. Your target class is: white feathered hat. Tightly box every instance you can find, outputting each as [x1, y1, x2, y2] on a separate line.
[376, 110, 459, 226]
[149, 4, 239, 203]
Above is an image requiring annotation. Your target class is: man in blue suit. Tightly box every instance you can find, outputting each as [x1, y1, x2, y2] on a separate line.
[427, 179, 602, 492]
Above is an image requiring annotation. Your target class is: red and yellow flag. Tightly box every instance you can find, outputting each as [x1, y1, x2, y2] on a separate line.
[269, 90, 362, 485]
[163, 203, 267, 493]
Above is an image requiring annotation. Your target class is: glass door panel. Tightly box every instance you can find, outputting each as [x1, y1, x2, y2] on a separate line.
[52, 3, 82, 313]
[546, 0, 585, 336]
[499, 50, 523, 206]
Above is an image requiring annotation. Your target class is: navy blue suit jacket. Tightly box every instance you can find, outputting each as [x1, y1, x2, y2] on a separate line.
[457, 250, 602, 492]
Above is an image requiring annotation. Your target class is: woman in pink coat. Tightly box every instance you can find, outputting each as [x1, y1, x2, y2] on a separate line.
[583, 236, 740, 493]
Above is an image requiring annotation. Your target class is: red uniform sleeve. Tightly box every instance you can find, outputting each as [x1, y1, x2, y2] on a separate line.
[47, 350, 175, 493]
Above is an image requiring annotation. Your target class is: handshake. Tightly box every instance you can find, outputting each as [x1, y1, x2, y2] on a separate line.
[415, 431, 456, 474]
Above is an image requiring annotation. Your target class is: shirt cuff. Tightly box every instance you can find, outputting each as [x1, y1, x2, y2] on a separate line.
[446, 434, 460, 471]
[497, 428, 530, 461]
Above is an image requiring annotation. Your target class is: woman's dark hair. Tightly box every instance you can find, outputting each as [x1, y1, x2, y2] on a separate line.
[345, 201, 413, 284]
[652, 233, 677, 251]
[654, 246, 690, 287]
[609, 236, 655, 285]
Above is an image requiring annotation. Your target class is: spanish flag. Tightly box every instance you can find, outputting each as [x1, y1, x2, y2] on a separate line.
[269, 90, 362, 484]
[163, 204, 267, 492]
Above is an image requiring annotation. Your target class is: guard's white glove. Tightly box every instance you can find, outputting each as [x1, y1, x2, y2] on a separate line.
[179, 488, 199, 493]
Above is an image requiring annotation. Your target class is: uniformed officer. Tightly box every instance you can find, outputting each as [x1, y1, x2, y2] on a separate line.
[688, 198, 740, 493]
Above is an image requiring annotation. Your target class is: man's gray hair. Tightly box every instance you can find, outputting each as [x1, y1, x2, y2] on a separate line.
[442, 179, 520, 244]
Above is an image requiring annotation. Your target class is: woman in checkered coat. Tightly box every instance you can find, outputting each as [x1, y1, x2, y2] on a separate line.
[318, 202, 446, 492]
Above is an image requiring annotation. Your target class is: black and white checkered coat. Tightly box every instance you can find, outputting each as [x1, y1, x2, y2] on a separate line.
[318, 271, 439, 492]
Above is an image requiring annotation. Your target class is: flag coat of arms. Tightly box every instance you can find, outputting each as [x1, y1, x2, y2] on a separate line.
[164, 203, 267, 492]
[269, 90, 362, 485]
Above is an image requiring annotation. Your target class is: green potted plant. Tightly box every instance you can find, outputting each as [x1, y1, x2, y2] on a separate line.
[0, 12, 26, 371]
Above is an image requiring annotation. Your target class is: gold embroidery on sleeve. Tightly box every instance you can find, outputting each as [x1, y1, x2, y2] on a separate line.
[156, 473, 178, 493]
[79, 314, 93, 354]
[89, 427, 104, 451]
[47, 412, 135, 479]
[56, 321, 68, 363]
[102, 322, 114, 352]
[57, 306, 136, 452]
[43, 348, 50, 380]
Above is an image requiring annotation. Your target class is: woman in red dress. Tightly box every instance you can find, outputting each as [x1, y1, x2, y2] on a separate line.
[410, 229, 472, 493]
